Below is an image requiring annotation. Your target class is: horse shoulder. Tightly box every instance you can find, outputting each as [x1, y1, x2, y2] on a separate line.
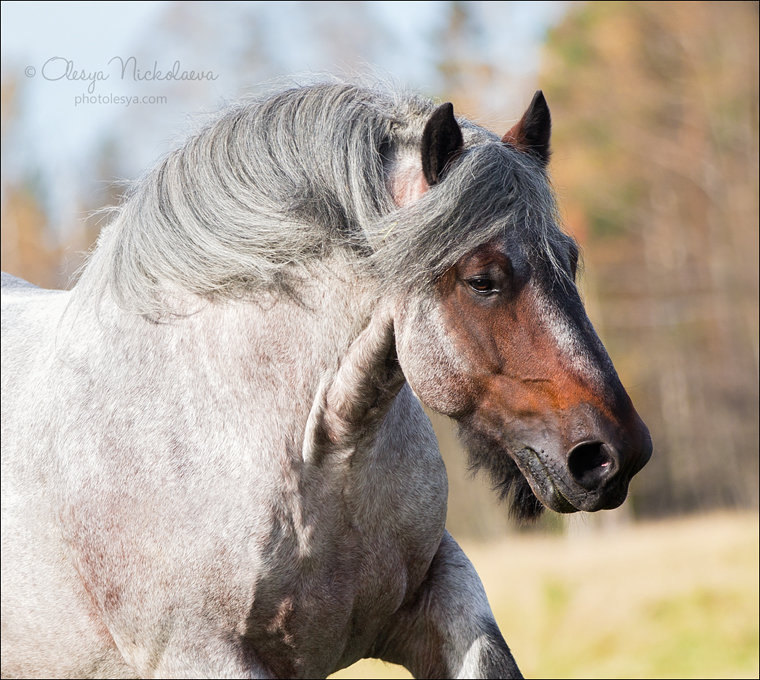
[299, 305, 448, 595]
[1, 281, 135, 678]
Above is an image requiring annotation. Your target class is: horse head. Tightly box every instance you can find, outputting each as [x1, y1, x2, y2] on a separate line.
[392, 93, 652, 520]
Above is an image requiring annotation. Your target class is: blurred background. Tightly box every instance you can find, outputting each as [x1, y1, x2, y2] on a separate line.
[2, 2, 757, 677]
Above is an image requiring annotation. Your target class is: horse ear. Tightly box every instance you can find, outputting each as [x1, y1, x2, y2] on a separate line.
[421, 102, 464, 186]
[502, 90, 551, 166]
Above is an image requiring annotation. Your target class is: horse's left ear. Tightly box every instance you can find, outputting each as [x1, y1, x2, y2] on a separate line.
[502, 90, 551, 166]
[421, 102, 464, 186]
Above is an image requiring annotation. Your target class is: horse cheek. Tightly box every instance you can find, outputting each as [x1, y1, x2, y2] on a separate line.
[394, 299, 475, 418]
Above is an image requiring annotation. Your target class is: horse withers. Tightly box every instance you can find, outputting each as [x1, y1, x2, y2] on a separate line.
[1, 84, 651, 678]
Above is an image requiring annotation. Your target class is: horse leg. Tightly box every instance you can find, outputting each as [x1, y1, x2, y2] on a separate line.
[369, 531, 523, 679]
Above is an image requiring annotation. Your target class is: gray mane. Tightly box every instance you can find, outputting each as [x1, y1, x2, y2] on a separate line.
[75, 82, 570, 318]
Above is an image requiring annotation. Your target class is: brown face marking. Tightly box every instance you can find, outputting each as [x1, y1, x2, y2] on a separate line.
[436, 242, 620, 438]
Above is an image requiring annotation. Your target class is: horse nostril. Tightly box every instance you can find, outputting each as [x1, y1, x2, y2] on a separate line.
[567, 441, 617, 490]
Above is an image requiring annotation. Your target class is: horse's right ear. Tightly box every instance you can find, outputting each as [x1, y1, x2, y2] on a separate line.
[421, 102, 464, 186]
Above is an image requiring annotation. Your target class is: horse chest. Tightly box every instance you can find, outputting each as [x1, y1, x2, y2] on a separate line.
[246, 449, 447, 676]
[246, 533, 409, 676]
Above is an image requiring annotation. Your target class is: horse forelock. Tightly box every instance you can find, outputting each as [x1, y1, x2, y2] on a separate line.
[74, 82, 572, 318]
[370, 142, 573, 296]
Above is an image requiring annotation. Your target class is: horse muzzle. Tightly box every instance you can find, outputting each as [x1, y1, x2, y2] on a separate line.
[515, 416, 653, 513]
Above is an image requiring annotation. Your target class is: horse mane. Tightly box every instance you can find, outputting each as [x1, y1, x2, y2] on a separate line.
[75, 82, 571, 318]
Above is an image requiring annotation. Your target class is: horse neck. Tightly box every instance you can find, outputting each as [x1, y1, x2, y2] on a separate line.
[190, 260, 388, 466]
[87, 252, 380, 404]
[65, 251, 388, 473]
[232, 260, 381, 391]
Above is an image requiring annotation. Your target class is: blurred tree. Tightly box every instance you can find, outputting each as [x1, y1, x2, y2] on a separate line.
[0, 180, 60, 288]
[435, 1, 495, 117]
[541, 1, 759, 516]
[1, 75, 61, 288]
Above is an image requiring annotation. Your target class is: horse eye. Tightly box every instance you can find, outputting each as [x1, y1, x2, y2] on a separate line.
[467, 276, 499, 296]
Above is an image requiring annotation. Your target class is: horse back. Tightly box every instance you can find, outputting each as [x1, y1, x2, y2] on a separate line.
[1, 272, 70, 386]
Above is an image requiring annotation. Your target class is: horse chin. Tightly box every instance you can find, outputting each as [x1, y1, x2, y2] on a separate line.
[458, 425, 545, 522]
[458, 423, 582, 521]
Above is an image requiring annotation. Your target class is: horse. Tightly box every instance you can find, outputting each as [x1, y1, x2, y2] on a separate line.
[1, 82, 652, 679]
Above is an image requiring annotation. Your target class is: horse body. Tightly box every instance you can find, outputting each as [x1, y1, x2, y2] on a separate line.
[1, 265, 458, 678]
[1, 83, 650, 678]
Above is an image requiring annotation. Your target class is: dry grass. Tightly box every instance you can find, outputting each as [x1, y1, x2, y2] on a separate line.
[330, 512, 759, 679]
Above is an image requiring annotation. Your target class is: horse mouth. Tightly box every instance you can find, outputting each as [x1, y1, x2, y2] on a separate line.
[459, 423, 580, 518]
[517, 447, 579, 514]
[458, 422, 630, 519]
[516, 446, 631, 514]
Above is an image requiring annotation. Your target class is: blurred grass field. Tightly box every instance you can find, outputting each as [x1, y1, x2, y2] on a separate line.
[330, 512, 759, 679]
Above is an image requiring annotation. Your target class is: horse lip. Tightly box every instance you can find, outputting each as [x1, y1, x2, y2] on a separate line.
[518, 446, 632, 513]
[518, 447, 579, 514]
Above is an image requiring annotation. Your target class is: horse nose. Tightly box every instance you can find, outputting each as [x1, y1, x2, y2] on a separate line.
[567, 440, 619, 490]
